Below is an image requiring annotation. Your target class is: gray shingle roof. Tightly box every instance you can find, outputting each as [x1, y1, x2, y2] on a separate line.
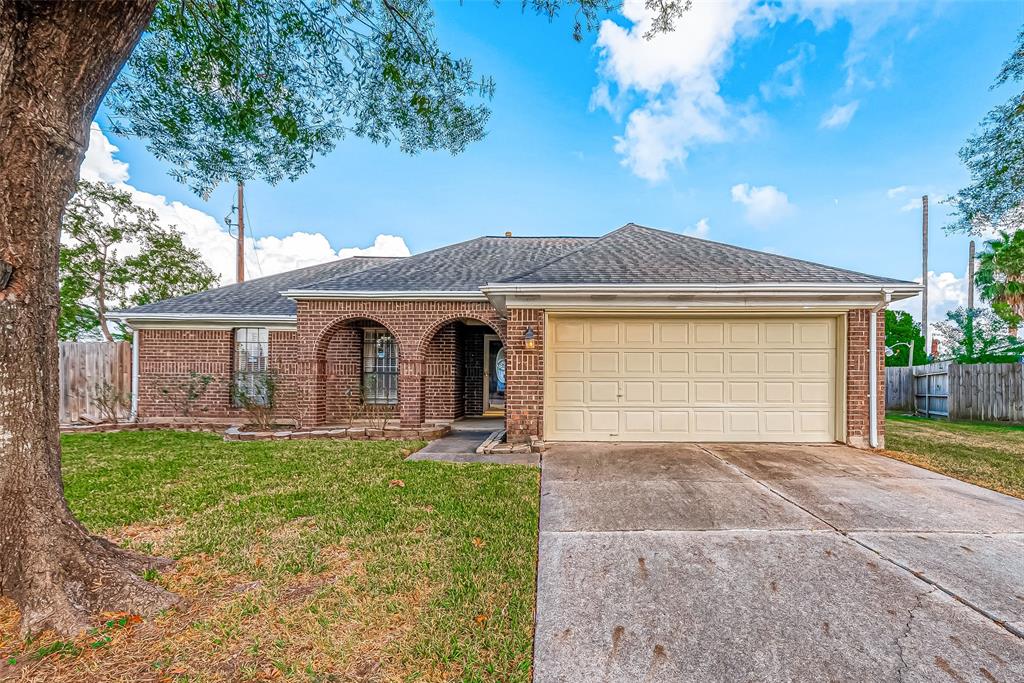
[302, 236, 595, 292]
[115, 256, 397, 316]
[116, 224, 912, 319]
[501, 224, 911, 286]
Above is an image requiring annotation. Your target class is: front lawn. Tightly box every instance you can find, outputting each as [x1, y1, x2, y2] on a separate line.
[0, 432, 540, 682]
[884, 414, 1024, 499]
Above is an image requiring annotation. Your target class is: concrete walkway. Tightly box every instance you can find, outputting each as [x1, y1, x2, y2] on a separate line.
[534, 442, 1024, 682]
[405, 417, 539, 465]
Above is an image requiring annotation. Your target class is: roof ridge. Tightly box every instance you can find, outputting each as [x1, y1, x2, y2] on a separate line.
[606, 223, 912, 284]
[299, 235, 495, 290]
[492, 223, 637, 284]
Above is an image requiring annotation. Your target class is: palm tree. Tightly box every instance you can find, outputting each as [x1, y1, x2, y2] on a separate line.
[975, 230, 1024, 335]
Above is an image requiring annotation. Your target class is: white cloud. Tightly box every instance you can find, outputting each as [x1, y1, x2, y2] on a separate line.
[886, 185, 908, 199]
[592, 1, 907, 180]
[730, 183, 794, 226]
[760, 43, 814, 101]
[891, 269, 975, 338]
[79, 124, 409, 285]
[818, 101, 860, 130]
[684, 217, 711, 238]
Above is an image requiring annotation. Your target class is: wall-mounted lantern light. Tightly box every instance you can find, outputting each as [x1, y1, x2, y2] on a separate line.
[524, 326, 536, 350]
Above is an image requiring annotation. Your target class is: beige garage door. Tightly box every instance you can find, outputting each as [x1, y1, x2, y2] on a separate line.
[545, 316, 837, 443]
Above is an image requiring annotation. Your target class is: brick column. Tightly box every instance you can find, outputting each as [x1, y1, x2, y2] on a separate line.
[505, 308, 544, 443]
[399, 355, 425, 427]
[846, 308, 886, 448]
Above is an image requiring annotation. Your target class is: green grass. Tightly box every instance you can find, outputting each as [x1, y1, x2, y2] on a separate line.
[0, 432, 540, 682]
[885, 414, 1024, 498]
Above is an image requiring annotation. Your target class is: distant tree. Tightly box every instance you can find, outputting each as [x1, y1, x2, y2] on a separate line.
[60, 180, 218, 341]
[934, 307, 1024, 364]
[975, 230, 1024, 334]
[884, 310, 927, 366]
[947, 27, 1024, 235]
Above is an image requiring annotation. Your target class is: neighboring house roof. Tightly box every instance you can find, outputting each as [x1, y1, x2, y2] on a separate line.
[114, 256, 397, 317]
[113, 223, 918, 322]
[499, 224, 910, 286]
[299, 235, 595, 293]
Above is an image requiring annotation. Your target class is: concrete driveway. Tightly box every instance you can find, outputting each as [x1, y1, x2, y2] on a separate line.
[534, 442, 1024, 682]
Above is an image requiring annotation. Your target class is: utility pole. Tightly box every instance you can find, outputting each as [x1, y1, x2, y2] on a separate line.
[236, 181, 245, 283]
[968, 240, 976, 310]
[921, 195, 929, 351]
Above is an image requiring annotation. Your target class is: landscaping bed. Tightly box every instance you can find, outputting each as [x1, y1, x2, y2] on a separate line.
[0, 431, 540, 682]
[883, 413, 1024, 499]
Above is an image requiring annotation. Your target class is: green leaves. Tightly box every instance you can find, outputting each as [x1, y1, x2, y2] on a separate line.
[947, 28, 1024, 235]
[108, 0, 494, 197]
[975, 229, 1024, 330]
[59, 181, 218, 340]
[934, 307, 1024, 364]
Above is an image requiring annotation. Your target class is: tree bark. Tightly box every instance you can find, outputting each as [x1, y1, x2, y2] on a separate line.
[0, 0, 174, 637]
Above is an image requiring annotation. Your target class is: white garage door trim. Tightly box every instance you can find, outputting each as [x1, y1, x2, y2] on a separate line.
[544, 314, 843, 443]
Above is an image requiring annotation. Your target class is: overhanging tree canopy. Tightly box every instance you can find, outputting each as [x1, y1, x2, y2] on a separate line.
[0, 0, 687, 639]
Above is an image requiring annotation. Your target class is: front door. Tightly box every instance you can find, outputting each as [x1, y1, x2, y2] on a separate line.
[483, 335, 506, 414]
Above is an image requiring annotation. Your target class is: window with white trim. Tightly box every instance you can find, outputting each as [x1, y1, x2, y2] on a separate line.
[362, 328, 398, 405]
[233, 327, 269, 405]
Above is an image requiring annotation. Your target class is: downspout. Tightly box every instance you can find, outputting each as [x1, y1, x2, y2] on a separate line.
[130, 328, 140, 422]
[869, 290, 893, 448]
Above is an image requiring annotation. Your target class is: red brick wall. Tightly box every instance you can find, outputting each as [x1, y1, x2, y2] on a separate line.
[423, 323, 461, 422]
[136, 328, 299, 422]
[293, 299, 507, 429]
[506, 308, 544, 443]
[846, 308, 886, 448]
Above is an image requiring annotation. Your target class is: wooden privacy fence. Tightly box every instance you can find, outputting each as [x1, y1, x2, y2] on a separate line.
[886, 361, 1024, 423]
[58, 341, 132, 424]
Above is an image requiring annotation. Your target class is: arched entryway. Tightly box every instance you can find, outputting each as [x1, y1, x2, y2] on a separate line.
[419, 317, 507, 426]
[312, 316, 401, 425]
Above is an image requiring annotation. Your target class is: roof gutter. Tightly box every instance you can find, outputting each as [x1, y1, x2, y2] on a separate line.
[280, 289, 487, 301]
[481, 282, 921, 295]
[107, 312, 297, 326]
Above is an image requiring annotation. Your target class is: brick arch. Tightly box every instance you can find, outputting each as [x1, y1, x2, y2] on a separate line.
[309, 313, 405, 426]
[416, 314, 507, 357]
[313, 313, 405, 360]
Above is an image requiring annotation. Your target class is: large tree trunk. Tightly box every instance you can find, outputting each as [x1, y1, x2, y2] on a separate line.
[0, 0, 174, 637]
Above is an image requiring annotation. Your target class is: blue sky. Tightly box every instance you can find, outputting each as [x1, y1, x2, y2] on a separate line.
[84, 0, 1024, 327]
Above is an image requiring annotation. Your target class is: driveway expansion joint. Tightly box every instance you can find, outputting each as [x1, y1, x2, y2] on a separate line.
[697, 444, 1024, 643]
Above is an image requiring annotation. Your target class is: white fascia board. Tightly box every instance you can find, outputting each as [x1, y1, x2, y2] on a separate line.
[280, 289, 487, 301]
[107, 312, 297, 330]
[482, 282, 921, 305]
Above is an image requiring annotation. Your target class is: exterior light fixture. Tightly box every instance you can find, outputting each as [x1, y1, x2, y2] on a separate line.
[523, 326, 536, 350]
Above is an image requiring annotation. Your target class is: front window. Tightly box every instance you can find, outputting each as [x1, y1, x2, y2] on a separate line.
[233, 327, 269, 405]
[362, 328, 398, 405]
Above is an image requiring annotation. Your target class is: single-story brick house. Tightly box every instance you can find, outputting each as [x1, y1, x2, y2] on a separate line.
[111, 224, 920, 448]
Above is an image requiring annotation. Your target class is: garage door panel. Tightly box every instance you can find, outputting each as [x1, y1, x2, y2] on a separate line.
[554, 351, 584, 374]
[588, 381, 618, 403]
[589, 411, 620, 433]
[588, 322, 619, 344]
[659, 352, 689, 373]
[729, 352, 759, 374]
[623, 352, 654, 374]
[659, 323, 689, 344]
[693, 352, 724, 374]
[588, 352, 619, 374]
[694, 381, 725, 403]
[623, 381, 654, 403]
[659, 381, 690, 403]
[545, 316, 836, 443]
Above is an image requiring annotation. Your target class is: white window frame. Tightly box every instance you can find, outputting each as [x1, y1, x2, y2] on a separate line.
[233, 327, 269, 406]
